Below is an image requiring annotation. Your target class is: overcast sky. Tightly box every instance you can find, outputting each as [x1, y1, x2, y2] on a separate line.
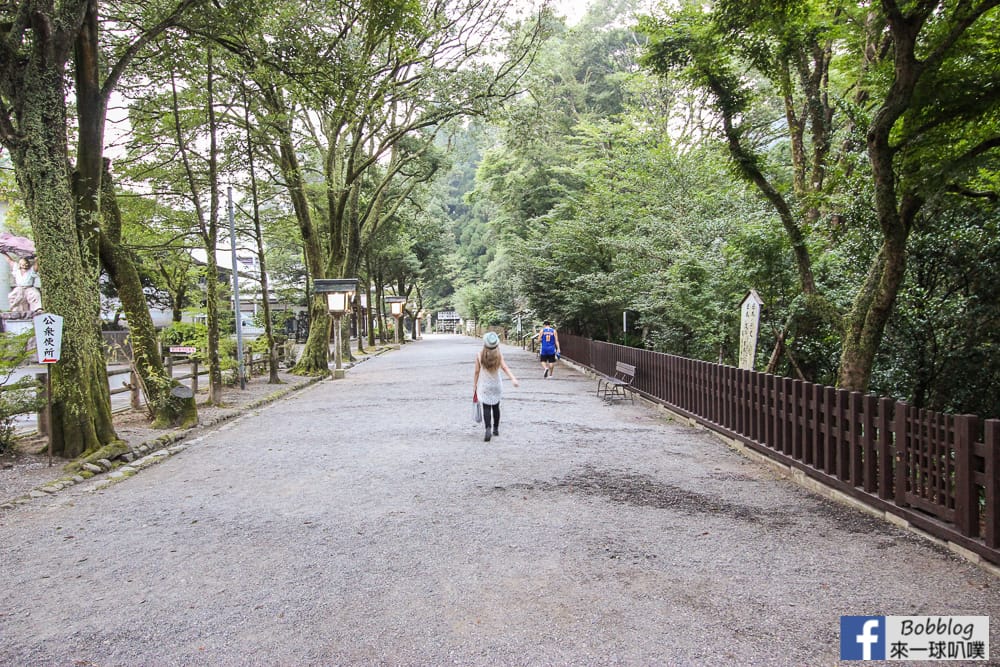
[551, 0, 588, 25]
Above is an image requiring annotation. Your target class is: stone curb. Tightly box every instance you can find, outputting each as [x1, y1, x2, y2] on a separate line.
[0, 374, 327, 510]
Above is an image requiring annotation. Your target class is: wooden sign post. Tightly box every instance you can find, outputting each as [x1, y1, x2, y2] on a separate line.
[738, 290, 764, 371]
[33, 313, 63, 466]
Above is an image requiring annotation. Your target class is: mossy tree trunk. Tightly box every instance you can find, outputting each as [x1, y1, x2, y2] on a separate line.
[99, 161, 197, 427]
[77, 0, 199, 426]
[12, 107, 118, 459]
[836, 4, 933, 392]
[0, 0, 117, 458]
[1, 0, 201, 456]
[260, 92, 331, 377]
[295, 297, 332, 375]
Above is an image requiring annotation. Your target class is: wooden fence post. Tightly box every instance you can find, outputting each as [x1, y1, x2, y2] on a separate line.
[683, 357, 692, 413]
[191, 360, 199, 395]
[130, 370, 141, 410]
[779, 377, 791, 455]
[878, 397, 894, 500]
[894, 401, 909, 506]
[35, 372, 48, 436]
[809, 383, 820, 465]
[791, 379, 803, 460]
[765, 374, 775, 450]
[954, 414, 980, 538]
[675, 355, 684, 410]
[751, 372, 762, 444]
[824, 386, 837, 474]
[697, 360, 707, 419]
[861, 394, 877, 493]
[847, 391, 862, 485]
[755, 372, 765, 444]
[721, 365, 731, 430]
[735, 369, 746, 437]
[985, 420, 1000, 549]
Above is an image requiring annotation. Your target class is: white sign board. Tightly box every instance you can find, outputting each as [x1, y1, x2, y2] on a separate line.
[169, 346, 198, 355]
[738, 290, 764, 370]
[33, 312, 64, 364]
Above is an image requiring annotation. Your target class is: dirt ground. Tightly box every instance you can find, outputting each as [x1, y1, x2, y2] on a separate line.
[0, 367, 319, 504]
[3, 336, 999, 665]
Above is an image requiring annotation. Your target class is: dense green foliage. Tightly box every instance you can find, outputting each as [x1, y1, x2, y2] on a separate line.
[0, 333, 43, 454]
[2, 0, 998, 460]
[443, 1, 1000, 417]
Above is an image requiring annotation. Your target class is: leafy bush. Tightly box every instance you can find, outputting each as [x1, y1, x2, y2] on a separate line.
[159, 322, 207, 348]
[248, 335, 276, 355]
[159, 322, 234, 364]
[0, 332, 44, 455]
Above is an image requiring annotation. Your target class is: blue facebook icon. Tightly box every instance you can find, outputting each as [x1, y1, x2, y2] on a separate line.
[840, 616, 886, 660]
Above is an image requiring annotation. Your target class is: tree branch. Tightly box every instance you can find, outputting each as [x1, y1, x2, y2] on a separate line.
[946, 183, 1000, 202]
[101, 0, 205, 102]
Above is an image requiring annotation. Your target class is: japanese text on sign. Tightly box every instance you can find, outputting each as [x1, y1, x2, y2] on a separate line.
[738, 290, 763, 370]
[32, 313, 63, 364]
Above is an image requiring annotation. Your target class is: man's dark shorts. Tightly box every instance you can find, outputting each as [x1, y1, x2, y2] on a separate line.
[540, 353, 557, 363]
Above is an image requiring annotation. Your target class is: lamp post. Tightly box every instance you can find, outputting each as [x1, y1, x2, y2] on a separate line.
[386, 296, 406, 346]
[315, 278, 358, 378]
[227, 187, 246, 390]
[359, 293, 368, 335]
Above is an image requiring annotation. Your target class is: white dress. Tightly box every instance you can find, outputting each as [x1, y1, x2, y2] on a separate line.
[477, 361, 503, 406]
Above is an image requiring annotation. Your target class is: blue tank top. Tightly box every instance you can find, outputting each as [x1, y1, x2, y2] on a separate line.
[540, 327, 557, 355]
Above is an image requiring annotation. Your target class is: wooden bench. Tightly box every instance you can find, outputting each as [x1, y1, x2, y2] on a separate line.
[596, 361, 636, 402]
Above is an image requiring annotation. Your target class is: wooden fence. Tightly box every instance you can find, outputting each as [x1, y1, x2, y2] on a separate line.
[31, 349, 274, 436]
[560, 333, 1000, 566]
[102, 330, 132, 364]
[109, 350, 273, 408]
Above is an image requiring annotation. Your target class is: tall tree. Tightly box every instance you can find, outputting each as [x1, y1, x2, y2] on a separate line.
[99, 160, 197, 426]
[0, 0, 110, 457]
[120, 27, 245, 404]
[167, 52, 226, 402]
[213, 0, 549, 375]
[640, 0, 1000, 391]
[837, 0, 1000, 390]
[238, 80, 281, 383]
[0, 0, 200, 456]
[639, 0, 842, 379]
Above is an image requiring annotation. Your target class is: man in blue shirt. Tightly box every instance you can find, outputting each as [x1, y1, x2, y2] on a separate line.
[533, 321, 561, 378]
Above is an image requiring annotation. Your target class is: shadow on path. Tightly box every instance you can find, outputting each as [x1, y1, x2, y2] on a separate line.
[2, 333, 998, 665]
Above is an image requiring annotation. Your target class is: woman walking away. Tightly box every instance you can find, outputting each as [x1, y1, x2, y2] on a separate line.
[474, 332, 519, 442]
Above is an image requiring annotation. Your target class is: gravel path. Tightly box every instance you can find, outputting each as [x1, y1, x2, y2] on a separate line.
[1, 334, 998, 666]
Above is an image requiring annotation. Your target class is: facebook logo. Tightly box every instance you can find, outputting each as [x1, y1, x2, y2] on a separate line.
[841, 616, 886, 660]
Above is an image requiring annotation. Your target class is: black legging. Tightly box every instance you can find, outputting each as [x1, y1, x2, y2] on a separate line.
[482, 402, 500, 429]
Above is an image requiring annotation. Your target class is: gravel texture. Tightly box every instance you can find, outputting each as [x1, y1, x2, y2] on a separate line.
[1, 334, 999, 666]
[1, 367, 321, 505]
